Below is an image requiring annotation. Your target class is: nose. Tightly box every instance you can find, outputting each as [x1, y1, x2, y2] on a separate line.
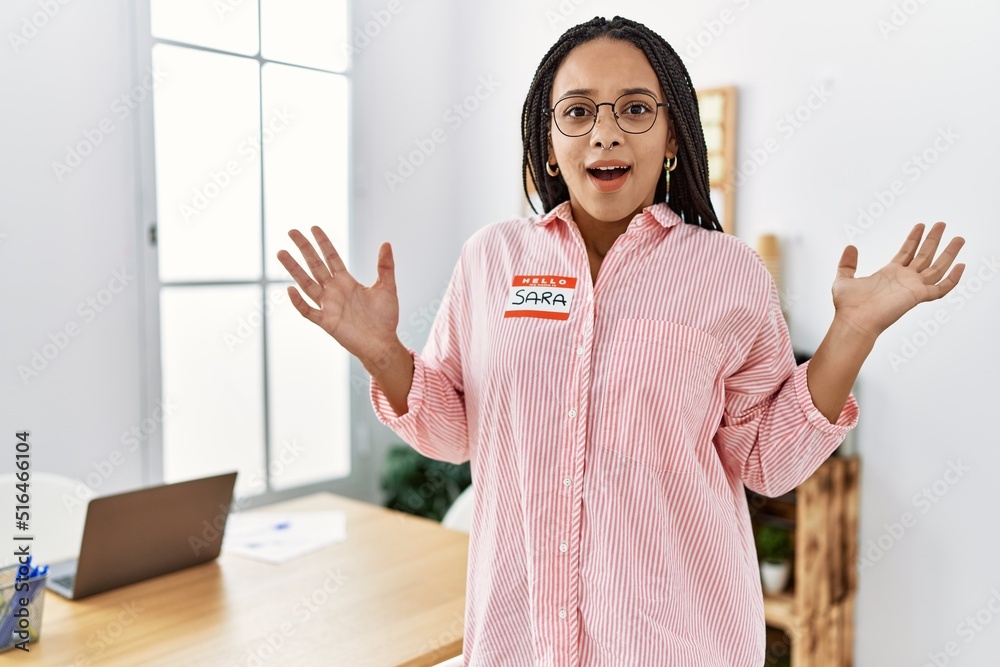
[591, 103, 624, 150]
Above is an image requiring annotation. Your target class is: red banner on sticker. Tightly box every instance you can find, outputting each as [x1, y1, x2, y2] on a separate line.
[504, 275, 577, 320]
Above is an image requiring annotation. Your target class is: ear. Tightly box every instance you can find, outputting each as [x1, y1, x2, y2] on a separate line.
[664, 115, 678, 158]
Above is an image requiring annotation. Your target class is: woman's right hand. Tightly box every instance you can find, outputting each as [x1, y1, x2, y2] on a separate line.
[276, 226, 399, 364]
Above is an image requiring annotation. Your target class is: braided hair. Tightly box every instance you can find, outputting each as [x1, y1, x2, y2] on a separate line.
[521, 16, 722, 232]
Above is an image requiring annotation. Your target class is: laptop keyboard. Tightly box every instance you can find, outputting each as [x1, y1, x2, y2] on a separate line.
[53, 574, 75, 590]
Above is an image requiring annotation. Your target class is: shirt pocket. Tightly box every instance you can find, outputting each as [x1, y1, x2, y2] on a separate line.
[598, 318, 724, 474]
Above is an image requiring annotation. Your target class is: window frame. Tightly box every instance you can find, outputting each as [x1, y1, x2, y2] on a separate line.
[132, 0, 369, 509]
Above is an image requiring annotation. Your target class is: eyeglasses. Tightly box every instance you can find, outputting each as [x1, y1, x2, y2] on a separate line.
[546, 92, 669, 137]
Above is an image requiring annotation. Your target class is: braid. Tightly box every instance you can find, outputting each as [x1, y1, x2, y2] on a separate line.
[520, 16, 723, 233]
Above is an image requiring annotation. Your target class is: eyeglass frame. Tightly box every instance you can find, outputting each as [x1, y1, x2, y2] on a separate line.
[545, 92, 670, 137]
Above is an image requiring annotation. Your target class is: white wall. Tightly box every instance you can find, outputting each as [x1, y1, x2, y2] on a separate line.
[3, 0, 998, 663]
[0, 0, 149, 498]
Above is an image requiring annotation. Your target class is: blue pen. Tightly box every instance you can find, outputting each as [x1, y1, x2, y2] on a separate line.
[244, 521, 291, 548]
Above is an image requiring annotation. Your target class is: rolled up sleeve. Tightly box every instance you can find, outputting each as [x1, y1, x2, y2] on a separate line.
[369, 251, 471, 465]
[713, 274, 860, 497]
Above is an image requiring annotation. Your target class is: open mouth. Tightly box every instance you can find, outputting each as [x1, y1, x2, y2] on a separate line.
[587, 166, 631, 181]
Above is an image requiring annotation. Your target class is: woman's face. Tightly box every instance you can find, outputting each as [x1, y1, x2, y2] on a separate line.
[548, 37, 677, 223]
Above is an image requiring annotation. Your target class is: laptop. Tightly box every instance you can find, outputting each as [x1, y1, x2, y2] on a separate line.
[46, 471, 238, 600]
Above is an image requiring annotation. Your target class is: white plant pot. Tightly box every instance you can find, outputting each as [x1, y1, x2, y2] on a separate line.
[760, 559, 791, 594]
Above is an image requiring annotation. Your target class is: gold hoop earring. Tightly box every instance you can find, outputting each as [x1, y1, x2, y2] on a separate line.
[546, 162, 560, 177]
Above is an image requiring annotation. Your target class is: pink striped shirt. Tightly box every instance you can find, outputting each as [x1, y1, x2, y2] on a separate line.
[370, 199, 860, 666]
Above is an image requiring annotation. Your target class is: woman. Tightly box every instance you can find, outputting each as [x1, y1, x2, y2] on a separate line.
[277, 16, 965, 667]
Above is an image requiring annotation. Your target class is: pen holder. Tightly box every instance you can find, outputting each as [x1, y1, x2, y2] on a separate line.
[0, 563, 47, 652]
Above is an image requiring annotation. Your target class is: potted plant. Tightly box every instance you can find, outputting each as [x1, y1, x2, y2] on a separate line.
[379, 444, 472, 522]
[755, 524, 793, 594]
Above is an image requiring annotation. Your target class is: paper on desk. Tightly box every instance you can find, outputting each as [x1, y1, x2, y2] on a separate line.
[222, 511, 347, 564]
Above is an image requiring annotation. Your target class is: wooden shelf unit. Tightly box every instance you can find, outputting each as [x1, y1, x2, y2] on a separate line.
[748, 455, 861, 667]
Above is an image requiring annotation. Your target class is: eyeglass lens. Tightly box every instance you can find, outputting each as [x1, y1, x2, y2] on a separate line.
[552, 92, 661, 137]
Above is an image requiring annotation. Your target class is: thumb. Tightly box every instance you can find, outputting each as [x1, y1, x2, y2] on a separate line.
[375, 242, 396, 293]
[837, 245, 858, 281]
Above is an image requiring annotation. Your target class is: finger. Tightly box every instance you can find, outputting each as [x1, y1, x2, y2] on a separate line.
[374, 242, 396, 293]
[276, 249, 323, 303]
[286, 285, 322, 324]
[920, 235, 966, 284]
[288, 229, 333, 286]
[891, 223, 926, 266]
[925, 263, 966, 301]
[837, 245, 858, 280]
[311, 226, 349, 275]
[909, 221, 947, 273]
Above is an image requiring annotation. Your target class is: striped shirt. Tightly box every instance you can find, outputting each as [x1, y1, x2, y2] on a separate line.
[370, 199, 860, 667]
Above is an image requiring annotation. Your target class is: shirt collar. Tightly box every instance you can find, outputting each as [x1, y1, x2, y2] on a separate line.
[532, 200, 682, 230]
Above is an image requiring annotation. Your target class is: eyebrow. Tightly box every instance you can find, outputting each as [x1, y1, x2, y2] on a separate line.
[558, 87, 659, 98]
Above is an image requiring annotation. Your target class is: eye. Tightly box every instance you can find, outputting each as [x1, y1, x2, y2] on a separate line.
[564, 104, 594, 118]
[620, 101, 652, 116]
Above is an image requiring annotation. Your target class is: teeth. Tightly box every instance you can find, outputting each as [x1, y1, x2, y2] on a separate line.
[592, 166, 628, 170]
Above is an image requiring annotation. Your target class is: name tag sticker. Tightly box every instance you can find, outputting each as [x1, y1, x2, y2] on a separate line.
[504, 275, 577, 320]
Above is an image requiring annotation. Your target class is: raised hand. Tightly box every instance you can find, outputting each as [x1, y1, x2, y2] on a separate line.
[276, 227, 399, 363]
[832, 221, 966, 339]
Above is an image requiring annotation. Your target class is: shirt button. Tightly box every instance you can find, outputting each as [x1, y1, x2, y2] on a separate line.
[614, 245, 623, 253]
[560, 540, 567, 553]
[563, 476, 571, 487]
[559, 607, 567, 619]
[587, 294, 593, 302]
[568, 408, 577, 418]
[576, 346, 584, 356]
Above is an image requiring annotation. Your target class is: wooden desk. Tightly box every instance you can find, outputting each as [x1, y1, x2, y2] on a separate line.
[26, 492, 468, 666]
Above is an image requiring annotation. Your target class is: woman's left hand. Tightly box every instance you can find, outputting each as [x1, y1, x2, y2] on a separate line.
[832, 221, 966, 339]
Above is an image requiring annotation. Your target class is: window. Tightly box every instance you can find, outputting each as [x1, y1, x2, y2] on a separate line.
[145, 0, 352, 499]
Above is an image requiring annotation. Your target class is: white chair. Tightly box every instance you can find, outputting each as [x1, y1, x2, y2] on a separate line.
[441, 484, 474, 533]
[0, 472, 89, 567]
